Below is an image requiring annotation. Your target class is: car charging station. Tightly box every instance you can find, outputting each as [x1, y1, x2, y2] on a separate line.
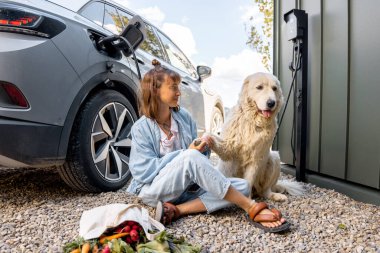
[282, 9, 308, 182]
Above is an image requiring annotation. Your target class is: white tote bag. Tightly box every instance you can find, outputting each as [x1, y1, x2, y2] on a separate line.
[79, 203, 165, 241]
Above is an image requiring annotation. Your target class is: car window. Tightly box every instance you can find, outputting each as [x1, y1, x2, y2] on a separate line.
[116, 11, 166, 61]
[80, 1, 104, 27]
[103, 5, 123, 34]
[156, 31, 197, 78]
[138, 24, 166, 61]
[117, 9, 132, 27]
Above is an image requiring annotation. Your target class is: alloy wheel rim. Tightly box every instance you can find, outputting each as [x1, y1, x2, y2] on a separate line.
[91, 102, 134, 182]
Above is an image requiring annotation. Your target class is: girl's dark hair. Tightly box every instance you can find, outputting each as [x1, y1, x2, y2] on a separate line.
[138, 59, 181, 119]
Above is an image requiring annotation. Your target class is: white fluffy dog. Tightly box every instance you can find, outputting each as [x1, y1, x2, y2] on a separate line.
[210, 72, 304, 201]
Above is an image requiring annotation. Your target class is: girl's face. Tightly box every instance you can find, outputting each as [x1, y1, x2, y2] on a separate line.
[157, 75, 181, 108]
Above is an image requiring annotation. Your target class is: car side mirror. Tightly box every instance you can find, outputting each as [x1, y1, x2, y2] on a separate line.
[197, 65, 212, 82]
[120, 15, 147, 57]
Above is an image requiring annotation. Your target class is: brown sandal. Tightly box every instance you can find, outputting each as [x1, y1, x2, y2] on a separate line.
[248, 202, 278, 222]
[155, 201, 181, 225]
[270, 208, 282, 220]
[247, 202, 290, 233]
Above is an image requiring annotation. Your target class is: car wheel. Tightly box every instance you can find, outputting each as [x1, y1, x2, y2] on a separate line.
[58, 90, 137, 192]
[210, 107, 223, 136]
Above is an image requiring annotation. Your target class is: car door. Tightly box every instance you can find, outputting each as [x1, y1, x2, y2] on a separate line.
[154, 30, 205, 134]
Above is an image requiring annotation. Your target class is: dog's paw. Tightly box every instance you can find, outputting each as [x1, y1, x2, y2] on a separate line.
[269, 192, 288, 202]
[202, 132, 221, 150]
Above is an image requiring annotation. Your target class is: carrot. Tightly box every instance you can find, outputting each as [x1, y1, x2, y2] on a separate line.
[91, 244, 99, 253]
[99, 233, 129, 244]
[70, 249, 80, 253]
[81, 242, 91, 253]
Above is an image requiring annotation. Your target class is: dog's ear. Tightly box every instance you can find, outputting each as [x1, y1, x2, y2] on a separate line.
[273, 75, 285, 110]
[274, 77, 280, 86]
[238, 77, 251, 104]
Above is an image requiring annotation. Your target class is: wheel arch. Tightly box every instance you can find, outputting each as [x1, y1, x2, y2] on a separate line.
[57, 71, 140, 158]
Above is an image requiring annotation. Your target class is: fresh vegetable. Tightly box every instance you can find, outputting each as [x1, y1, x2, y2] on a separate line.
[137, 231, 201, 253]
[125, 237, 133, 244]
[102, 245, 110, 253]
[127, 221, 136, 226]
[136, 240, 170, 253]
[130, 230, 138, 238]
[106, 238, 134, 253]
[81, 242, 91, 253]
[92, 244, 99, 253]
[63, 237, 85, 253]
[64, 220, 200, 253]
[99, 233, 129, 244]
[122, 225, 131, 233]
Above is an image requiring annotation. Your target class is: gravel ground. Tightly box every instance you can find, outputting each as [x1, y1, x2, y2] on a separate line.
[0, 166, 379, 253]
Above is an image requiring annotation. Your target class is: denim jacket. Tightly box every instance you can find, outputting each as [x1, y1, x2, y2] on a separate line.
[127, 108, 197, 194]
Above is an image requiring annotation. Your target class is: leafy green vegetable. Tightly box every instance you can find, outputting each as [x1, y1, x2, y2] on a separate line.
[137, 231, 201, 253]
[63, 237, 85, 253]
[108, 238, 135, 253]
[137, 240, 170, 253]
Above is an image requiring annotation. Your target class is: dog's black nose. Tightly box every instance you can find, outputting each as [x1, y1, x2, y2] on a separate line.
[267, 99, 276, 109]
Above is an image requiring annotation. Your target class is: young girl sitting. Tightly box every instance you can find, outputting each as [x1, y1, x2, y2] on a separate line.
[126, 59, 290, 233]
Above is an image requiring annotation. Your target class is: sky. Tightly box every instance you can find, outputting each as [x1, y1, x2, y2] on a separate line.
[115, 0, 269, 108]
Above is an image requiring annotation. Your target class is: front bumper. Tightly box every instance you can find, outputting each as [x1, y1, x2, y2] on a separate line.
[0, 117, 64, 167]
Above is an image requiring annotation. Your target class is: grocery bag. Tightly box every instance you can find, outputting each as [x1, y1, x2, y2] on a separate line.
[79, 203, 165, 241]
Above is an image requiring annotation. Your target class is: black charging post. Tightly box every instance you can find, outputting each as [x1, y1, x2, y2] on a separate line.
[284, 9, 308, 182]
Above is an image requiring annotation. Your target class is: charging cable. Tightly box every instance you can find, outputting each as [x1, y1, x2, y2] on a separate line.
[117, 36, 142, 80]
[274, 39, 302, 163]
[277, 39, 302, 129]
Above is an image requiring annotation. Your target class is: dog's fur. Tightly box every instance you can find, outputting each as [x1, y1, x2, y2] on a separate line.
[210, 72, 304, 201]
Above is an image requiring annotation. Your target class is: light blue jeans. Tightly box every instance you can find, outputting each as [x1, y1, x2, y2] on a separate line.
[138, 149, 251, 213]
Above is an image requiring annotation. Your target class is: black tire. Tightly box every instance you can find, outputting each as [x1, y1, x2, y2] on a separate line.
[210, 107, 223, 136]
[58, 90, 137, 192]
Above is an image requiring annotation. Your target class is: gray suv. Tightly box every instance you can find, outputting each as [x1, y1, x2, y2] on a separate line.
[0, 0, 215, 192]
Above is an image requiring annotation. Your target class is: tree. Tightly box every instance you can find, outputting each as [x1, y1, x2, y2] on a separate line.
[246, 0, 273, 71]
